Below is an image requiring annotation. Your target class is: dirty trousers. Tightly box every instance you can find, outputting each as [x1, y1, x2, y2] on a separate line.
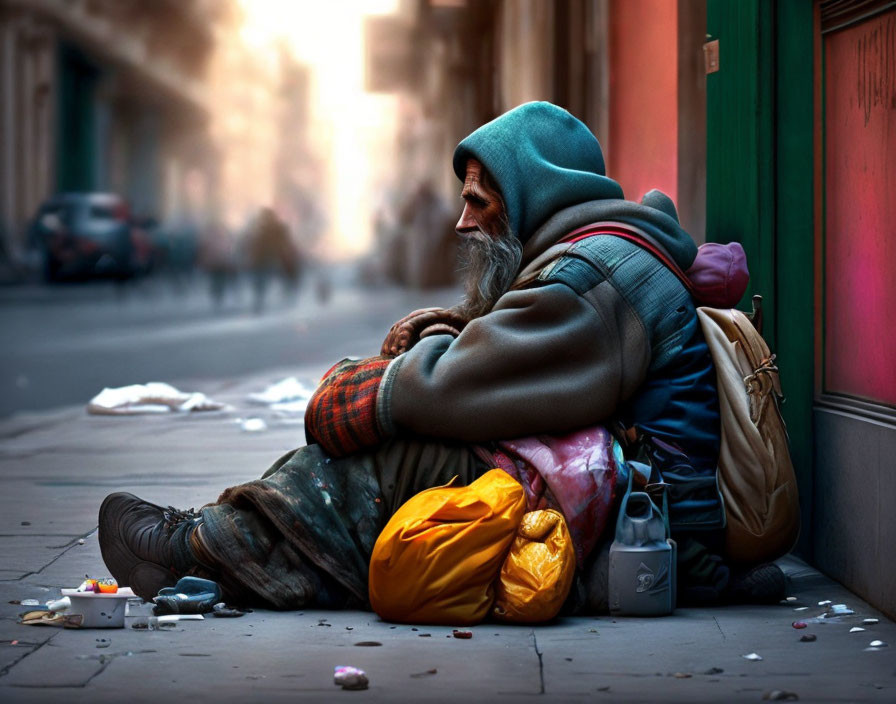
[195, 439, 490, 609]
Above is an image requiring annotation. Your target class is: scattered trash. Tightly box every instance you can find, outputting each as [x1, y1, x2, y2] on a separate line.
[799, 634, 817, 642]
[793, 607, 809, 611]
[817, 600, 831, 606]
[21, 521, 30, 526]
[18, 610, 64, 627]
[863, 618, 879, 625]
[239, 417, 268, 433]
[78, 539, 85, 545]
[60, 585, 136, 628]
[672, 672, 692, 678]
[763, 690, 799, 700]
[353, 641, 382, 647]
[868, 640, 888, 648]
[742, 653, 763, 661]
[153, 577, 222, 615]
[785, 596, 797, 602]
[10, 640, 17, 645]
[212, 603, 246, 618]
[318, 619, 331, 627]
[95, 638, 110, 649]
[410, 668, 437, 679]
[88, 382, 226, 415]
[452, 630, 473, 639]
[849, 627, 865, 633]
[20, 599, 40, 607]
[704, 667, 724, 675]
[46, 597, 70, 612]
[825, 604, 854, 616]
[418, 633, 431, 637]
[334, 665, 369, 690]
[248, 377, 313, 407]
[792, 621, 807, 629]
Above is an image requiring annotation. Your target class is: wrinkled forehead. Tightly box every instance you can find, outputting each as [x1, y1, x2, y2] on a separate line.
[462, 158, 500, 197]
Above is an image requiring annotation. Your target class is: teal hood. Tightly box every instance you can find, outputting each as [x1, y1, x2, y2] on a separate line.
[453, 101, 624, 243]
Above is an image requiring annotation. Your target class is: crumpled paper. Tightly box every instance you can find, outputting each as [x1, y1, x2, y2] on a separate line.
[87, 382, 226, 415]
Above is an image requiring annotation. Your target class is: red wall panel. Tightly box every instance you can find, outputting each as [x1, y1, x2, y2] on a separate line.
[823, 11, 896, 406]
[609, 0, 679, 204]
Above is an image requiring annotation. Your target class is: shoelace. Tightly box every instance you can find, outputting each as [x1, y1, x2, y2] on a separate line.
[162, 506, 200, 535]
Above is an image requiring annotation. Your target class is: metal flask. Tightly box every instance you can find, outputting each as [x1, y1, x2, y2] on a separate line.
[609, 475, 676, 617]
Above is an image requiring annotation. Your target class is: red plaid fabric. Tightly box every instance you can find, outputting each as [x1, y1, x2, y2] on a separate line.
[304, 356, 392, 458]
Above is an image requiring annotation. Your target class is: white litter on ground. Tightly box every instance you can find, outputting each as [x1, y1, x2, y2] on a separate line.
[850, 627, 865, 633]
[742, 653, 763, 661]
[88, 383, 226, 415]
[239, 417, 268, 433]
[248, 377, 313, 406]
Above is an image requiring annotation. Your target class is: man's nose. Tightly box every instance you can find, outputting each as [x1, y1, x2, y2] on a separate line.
[455, 203, 478, 234]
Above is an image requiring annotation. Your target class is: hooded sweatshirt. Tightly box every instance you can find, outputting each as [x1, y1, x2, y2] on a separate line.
[379, 102, 722, 531]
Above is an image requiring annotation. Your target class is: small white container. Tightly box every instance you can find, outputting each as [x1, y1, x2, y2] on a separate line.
[60, 587, 135, 628]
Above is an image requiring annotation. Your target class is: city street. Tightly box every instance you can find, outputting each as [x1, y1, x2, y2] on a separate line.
[0, 274, 460, 417]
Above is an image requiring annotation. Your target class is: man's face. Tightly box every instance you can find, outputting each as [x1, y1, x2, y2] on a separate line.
[454, 159, 522, 319]
[456, 159, 506, 237]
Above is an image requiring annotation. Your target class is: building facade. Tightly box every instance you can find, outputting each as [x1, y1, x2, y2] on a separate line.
[0, 0, 225, 271]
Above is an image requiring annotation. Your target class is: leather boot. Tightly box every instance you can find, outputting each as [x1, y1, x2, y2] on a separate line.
[98, 492, 206, 601]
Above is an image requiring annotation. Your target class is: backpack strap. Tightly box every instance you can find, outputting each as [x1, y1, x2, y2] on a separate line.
[558, 222, 696, 297]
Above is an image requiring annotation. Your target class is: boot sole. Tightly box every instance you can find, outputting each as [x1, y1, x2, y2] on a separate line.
[98, 492, 176, 601]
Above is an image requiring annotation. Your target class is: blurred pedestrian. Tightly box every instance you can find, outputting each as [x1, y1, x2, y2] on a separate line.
[199, 219, 237, 310]
[246, 207, 300, 313]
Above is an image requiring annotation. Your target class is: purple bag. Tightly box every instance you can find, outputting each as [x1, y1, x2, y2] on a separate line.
[686, 242, 750, 308]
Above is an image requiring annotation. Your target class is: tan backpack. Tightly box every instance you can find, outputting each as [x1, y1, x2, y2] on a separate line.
[696, 297, 800, 564]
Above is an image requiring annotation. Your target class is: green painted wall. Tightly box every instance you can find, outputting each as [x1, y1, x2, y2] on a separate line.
[705, 0, 815, 558]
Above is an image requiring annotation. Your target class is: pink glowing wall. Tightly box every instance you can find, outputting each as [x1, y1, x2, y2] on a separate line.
[823, 11, 896, 406]
[608, 0, 679, 205]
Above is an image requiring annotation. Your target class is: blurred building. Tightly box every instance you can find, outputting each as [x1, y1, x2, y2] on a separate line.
[364, 0, 706, 288]
[0, 0, 228, 269]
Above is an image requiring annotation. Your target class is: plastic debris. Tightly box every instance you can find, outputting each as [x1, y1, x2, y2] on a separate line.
[248, 377, 313, 406]
[239, 417, 267, 433]
[212, 603, 246, 618]
[793, 606, 809, 611]
[785, 596, 797, 602]
[742, 653, 763, 661]
[799, 634, 817, 642]
[88, 383, 226, 415]
[78, 539, 85, 545]
[453, 629, 473, 639]
[869, 640, 887, 648]
[863, 618, 879, 625]
[20, 599, 40, 607]
[704, 667, 724, 675]
[353, 641, 382, 647]
[153, 577, 222, 615]
[817, 600, 831, 606]
[672, 672, 692, 678]
[850, 627, 865, 633]
[763, 690, 799, 701]
[792, 621, 807, 629]
[46, 597, 70, 612]
[95, 638, 110, 649]
[334, 665, 369, 690]
[825, 604, 853, 616]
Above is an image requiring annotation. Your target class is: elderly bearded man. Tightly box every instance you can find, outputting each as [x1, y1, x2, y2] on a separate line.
[98, 102, 784, 611]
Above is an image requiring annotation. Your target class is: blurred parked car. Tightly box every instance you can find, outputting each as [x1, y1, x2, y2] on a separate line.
[29, 193, 153, 281]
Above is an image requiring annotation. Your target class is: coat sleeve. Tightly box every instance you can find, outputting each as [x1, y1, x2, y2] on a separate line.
[377, 281, 651, 442]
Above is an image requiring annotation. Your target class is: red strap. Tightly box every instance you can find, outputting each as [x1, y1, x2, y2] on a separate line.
[558, 223, 695, 295]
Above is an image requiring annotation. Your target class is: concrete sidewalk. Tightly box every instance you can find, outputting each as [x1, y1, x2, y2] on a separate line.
[1, 371, 893, 703]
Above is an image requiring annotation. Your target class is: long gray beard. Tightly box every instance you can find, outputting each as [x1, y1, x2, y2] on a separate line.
[457, 225, 523, 320]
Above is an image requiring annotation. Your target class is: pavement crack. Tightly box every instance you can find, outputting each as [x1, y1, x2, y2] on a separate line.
[0, 632, 57, 679]
[0, 528, 97, 583]
[713, 615, 726, 640]
[530, 629, 545, 695]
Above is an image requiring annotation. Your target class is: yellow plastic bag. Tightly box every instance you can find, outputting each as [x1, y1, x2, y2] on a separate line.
[369, 469, 526, 625]
[492, 509, 576, 623]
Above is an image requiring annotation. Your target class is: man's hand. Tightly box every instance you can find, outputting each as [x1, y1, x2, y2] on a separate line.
[381, 307, 469, 357]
